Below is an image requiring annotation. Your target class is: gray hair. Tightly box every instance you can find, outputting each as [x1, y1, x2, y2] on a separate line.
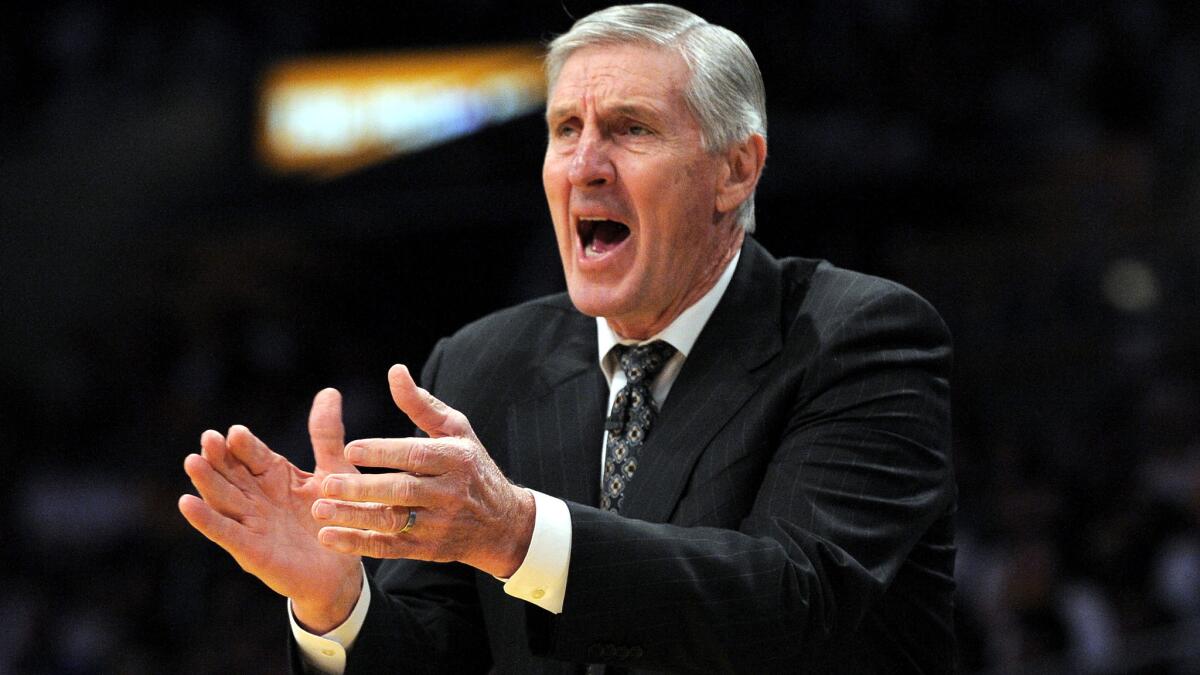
[545, 4, 767, 232]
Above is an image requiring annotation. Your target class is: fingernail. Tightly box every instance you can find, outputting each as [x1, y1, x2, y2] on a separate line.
[319, 529, 351, 553]
[345, 445, 363, 462]
[324, 477, 343, 496]
[313, 501, 333, 519]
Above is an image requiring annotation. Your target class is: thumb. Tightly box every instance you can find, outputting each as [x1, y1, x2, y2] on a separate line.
[309, 388, 355, 474]
[388, 364, 472, 439]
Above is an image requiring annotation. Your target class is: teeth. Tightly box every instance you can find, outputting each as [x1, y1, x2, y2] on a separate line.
[579, 216, 623, 259]
[580, 217, 603, 259]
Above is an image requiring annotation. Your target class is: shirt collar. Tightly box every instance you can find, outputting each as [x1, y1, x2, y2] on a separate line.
[595, 249, 741, 379]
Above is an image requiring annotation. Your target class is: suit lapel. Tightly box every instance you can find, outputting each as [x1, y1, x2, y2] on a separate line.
[621, 238, 783, 523]
[505, 315, 606, 507]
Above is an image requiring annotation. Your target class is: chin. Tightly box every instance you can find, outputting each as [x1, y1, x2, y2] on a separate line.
[565, 285, 608, 319]
[565, 280, 628, 320]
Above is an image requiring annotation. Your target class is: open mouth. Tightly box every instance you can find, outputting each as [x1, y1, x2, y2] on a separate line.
[577, 217, 631, 258]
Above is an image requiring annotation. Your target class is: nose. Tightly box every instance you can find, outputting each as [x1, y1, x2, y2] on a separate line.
[567, 127, 615, 188]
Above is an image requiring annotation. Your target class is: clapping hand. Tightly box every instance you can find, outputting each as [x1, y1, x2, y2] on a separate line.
[178, 389, 363, 633]
[179, 365, 537, 636]
[311, 365, 535, 579]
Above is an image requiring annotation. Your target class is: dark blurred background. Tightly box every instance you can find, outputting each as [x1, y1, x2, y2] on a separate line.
[2, 1, 1199, 673]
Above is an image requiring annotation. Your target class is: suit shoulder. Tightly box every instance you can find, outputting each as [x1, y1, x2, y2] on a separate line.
[778, 257, 949, 343]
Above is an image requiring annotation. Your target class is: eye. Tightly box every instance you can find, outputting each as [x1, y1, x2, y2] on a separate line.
[626, 124, 652, 136]
[554, 121, 579, 138]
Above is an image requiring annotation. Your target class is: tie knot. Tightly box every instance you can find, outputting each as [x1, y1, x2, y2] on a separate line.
[614, 340, 676, 385]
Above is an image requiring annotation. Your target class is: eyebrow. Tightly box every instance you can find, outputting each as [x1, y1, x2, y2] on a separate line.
[612, 103, 661, 121]
[545, 104, 575, 123]
[545, 100, 664, 124]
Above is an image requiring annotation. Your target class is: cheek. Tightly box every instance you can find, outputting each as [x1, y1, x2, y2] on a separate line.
[541, 160, 557, 201]
[543, 149, 567, 188]
[655, 165, 705, 215]
[542, 161, 564, 210]
[542, 167, 574, 255]
[675, 162, 719, 221]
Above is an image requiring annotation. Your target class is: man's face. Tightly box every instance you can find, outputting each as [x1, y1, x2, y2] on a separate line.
[543, 44, 743, 338]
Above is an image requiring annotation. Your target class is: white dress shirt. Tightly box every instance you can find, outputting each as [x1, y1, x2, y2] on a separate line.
[293, 252, 741, 674]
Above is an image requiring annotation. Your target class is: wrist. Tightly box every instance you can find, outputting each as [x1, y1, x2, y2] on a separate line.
[292, 564, 363, 634]
[490, 487, 537, 578]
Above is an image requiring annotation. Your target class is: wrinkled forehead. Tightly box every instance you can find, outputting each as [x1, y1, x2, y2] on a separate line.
[546, 43, 691, 115]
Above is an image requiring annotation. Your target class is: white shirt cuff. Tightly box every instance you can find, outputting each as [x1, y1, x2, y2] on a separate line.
[289, 564, 371, 675]
[500, 489, 572, 613]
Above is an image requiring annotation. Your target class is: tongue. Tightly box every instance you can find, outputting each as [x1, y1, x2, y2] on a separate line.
[590, 220, 629, 253]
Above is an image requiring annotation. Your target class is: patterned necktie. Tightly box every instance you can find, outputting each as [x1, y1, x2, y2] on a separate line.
[601, 340, 677, 513]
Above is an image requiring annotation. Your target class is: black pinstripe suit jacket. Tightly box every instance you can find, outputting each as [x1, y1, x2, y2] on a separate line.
[338, 236, 956, 673]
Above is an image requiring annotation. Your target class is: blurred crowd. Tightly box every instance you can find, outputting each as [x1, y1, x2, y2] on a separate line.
[2, 1, 1198, 672]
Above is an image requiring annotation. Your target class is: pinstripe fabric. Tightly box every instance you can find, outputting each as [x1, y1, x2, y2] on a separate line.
[333, 237, 955, 674]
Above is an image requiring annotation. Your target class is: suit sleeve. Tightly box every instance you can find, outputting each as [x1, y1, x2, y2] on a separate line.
[535, 284, 954, 673]
[339, 339, 493, 674]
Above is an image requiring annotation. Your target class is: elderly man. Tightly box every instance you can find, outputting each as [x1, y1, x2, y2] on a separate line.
[179, 4, 956, 673]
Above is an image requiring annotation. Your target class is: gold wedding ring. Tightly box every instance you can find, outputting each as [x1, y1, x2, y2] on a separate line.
[398, 508, 417, 534]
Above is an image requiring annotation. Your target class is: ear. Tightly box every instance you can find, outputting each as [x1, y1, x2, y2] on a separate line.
[714, 133, 767, 217]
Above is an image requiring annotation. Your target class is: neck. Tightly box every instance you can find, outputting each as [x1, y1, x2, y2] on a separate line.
[606, 229, 744, 340]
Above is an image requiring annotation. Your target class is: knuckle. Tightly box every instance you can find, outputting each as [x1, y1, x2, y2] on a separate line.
[434, 440, 460, 466]
[436, 438, 461, 462]
[384, 506, 406, 532]
[368, 531, 398, 558]
[458, 446, 485, 474]
[357, 443, 379, 465]
[363, 534, 383, 557]
[387, 476, 416, 505]
[425, 393, 448, 413]
[407, 442, 429, 470]
[322, 501, 345, 524]
[340, 479, 362, 501]
[387, 443, 409, 468]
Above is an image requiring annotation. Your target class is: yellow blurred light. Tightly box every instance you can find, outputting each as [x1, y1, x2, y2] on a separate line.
[258, 44, 546, 177]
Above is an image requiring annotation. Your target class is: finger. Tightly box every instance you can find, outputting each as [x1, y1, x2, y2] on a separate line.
[318, 526, 423, 560]
[312, 499, 419, 534]
[226, 424, 275, 476]
[310, 388, 355, 475]
[322, 472, 434, 507]
[183, 453, 253, 515]
[388, 364, 473, 438]
[200, 428, 233, 472]
[344, 437, 460, 475]
[178, 493, 252, 553]
[201, 429, 256, 490]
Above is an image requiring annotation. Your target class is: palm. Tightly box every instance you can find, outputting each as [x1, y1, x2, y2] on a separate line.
[228, 456, 358, 601]
[180, 388, 362, 622]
